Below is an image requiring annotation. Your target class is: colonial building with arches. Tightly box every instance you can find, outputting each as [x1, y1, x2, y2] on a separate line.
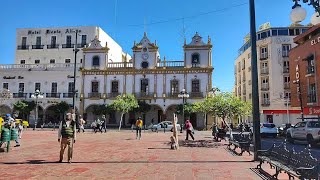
[0, 26, 213, 129]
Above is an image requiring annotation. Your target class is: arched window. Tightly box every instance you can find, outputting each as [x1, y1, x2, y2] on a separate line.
[92, 56, 100, 67]
[191, 53, 200, 67]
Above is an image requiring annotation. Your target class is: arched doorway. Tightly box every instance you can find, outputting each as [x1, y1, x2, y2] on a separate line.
[165, 105, 180, 123]
[0, 105, 12, 116]
[45, 105, 60, 124]
[148, 104, 163, 124]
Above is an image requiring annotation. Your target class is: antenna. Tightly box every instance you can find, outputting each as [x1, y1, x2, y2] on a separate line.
[144, 17, 147, 34]
[114, 0, 118, 38]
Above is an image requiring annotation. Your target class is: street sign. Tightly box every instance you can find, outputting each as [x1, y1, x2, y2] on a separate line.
[303, 106, 320, 115]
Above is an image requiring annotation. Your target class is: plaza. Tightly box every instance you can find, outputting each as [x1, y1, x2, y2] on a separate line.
[0, 129, 292, 180]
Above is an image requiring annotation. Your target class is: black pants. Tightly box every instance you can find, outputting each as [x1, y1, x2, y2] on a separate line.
[186, 129, 194, 140]
[136, 127, 142, 138]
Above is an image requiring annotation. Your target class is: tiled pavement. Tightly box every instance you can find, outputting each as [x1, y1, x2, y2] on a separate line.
[0, 129, 290, 180]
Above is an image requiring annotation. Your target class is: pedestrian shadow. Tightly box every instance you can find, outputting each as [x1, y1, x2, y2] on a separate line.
[147, 147, 170, 150]
[1, 160, 254, 165]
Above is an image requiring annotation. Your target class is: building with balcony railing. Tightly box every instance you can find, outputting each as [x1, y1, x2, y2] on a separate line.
[234, 23, 308, 126]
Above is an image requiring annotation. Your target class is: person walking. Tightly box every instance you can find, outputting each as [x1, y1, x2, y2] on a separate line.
[101, 115, 107, 133]
[77, 115, 85, 133]
[135, 117, 143, 140]
[58, 113, 76, 163]
[185, 120, 194, 141]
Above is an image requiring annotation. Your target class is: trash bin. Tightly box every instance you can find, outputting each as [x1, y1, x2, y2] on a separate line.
[1, 128, 10, 142]
[10, 129, 18, 141]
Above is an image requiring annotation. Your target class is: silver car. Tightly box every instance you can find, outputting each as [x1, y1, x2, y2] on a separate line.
[151, 121, 181, 132]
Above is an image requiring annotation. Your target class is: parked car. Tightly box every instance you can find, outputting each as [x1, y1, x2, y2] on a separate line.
[151, 121, 181, 132]
[286, 120, 320, 146]
[250, 123, 278, 137]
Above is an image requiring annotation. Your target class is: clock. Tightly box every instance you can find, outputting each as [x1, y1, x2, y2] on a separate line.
[142, 53, 149, 60]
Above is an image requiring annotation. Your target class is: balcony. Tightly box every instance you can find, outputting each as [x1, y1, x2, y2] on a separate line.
[47, 44, 59, 49]
[190, 92, 203, 98]
[12, 93, 27, 98]
[307, 66, 315, 74]
[167, 92, 180, 98]
[32, 45, 44, 49]
[261, 69, 269, 75]
[62, 44, 75, 48]
[157, 61, 184, 68]
[108, 92, 120, 99]
[63, 93, 78, 98]
[261, 99, 270, 106]
[46, 93, 61, 98]
[261, 84, 269, 90]
[135, 92, 154, 99]
[260, 53, 268, 60]
[191, 63, 200, 68]
[107, 62, 133, 68]
[283, 66, 289, 73]
[284, 83, 290, 89]
[17, 45, 29, 50]
[282, 51, 289, 57]
[88, 92, 101, 99]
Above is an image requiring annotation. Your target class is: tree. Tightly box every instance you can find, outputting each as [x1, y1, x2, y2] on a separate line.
[193, 98, 212, 130]
[208, 92, 252, 129]
[91, 104, 114, 119]
[110, 94, 139, 131]
[13, 101, 28, 119]
[134, 101, 151, 126]
[53, 101, 70, 123]
[176, 103, 194, 120]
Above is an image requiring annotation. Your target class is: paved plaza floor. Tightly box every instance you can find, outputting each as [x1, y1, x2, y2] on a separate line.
[0, 129, 290, 179]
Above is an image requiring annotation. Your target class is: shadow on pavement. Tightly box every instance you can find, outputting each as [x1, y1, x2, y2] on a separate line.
[2, 160, 254, 165]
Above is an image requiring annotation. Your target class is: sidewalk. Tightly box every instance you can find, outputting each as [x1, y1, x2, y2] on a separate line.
[0, 130, 288, 179]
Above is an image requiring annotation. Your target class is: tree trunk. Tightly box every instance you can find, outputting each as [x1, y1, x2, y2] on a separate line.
[119, 112, 124, 131]
[204, 113, 207, 130]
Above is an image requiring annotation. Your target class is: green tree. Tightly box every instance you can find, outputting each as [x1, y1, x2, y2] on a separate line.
[13, 101, 28, 119]
[208, 92, 252, 129]
[176, 103, 194, 120]
[134, 101, 151, 128]
[193, 98, 212, 130]
[110, 94, 139, 130]
[91, 104, 114, 118]
[53, 101, 70, 123]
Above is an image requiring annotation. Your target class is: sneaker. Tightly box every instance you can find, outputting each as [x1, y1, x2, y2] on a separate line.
[14, 144, 20, 147]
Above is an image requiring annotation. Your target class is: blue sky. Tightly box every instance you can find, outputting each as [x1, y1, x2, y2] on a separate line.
[0, 0, 316, 92]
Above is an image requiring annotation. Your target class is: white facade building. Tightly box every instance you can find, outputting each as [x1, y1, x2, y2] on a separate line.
[234, 25, 310, 126]
[1, 27, 213, 129]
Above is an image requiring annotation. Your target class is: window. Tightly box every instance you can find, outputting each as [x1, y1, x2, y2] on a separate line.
[282, 44, 291, 57]
[66, 35, 72, 45]
[68, 82, 74, 93]
[111, 81, 119, 93]
[65, 59, 71, 63]
[284, 92, 291, 100]
[50, 59, 55, 64]
[20, 60, 25, 64]
[191, 80, 200, 92]
[284, 76, 290, 83]
[262, 93, 270, 104]
[308, 83, 316, 103]
[91, 81, 99, 93]
[307, 55, 315, 74]
[81, 35, 87, 47]
[3, 83, 9, 90]
[261, 77, 269, 89]
[141, 61, 149, 68]
[21, 37, 27, 46]
[170, 80, 179, 94]
[238, 62, 241, 72]
[191, 53, 200, 66]
[35, 83, 41, 91]
[92, 56, 100, 67]
[248, 53, 251, 59]
[18, 83, 24, 93]
[260, 46, 268, 59]
[51, 82, 57, 93]
[289, 29, 295, 36]
[35, 60, 40, 64]
[36, 36, 41, 46]
[308, 121, 320, 128]
[140, 79, 149, 92]
[272, 30, 278, 36]
[278, 29, 288, 35]
[242, 59, 245, 69]
[51, 36, 56, 46]
[261, 62, 268, 74]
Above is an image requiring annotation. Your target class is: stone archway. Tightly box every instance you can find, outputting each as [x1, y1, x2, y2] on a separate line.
[165, 104, 181, 124]
[45, 105, 60, 124]
[0, 105, 12, 116]
[84, 104, 100, 125]
[148, 104, 164, 124]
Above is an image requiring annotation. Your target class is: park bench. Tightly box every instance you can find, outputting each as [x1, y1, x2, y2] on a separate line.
[227, 133, 252, 156]
[257, 142, 320, 179]
[213, 128, 227, 142]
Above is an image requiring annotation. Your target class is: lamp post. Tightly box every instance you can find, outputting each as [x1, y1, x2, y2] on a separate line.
[73, 30, 80, 111]
[249, 0, 261, 161]
[178, 89, 189, 133]
[31, 89, 43, 130]
[291, 0, 320, 25]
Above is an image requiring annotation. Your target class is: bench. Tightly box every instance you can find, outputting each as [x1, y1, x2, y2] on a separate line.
[257, 142, 319, 179]
[213, 128, 227, 142]
[227, 133, 252, 156]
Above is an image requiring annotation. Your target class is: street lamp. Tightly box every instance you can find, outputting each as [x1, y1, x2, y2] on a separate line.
[31, 89, 43, 130]
[178, 89, 189, 133]
[291, 0, 320, 25]
[72, 30, 80, 111]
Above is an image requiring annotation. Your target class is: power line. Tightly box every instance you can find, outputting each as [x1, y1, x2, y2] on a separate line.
[127, 2, 248, 27]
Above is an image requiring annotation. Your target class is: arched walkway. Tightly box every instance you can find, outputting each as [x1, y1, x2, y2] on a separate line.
[45, 105, 60, 124]
[84, 104, 100, 125]
[0, 105, 12, 116]
[147, 104, 164, 124]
